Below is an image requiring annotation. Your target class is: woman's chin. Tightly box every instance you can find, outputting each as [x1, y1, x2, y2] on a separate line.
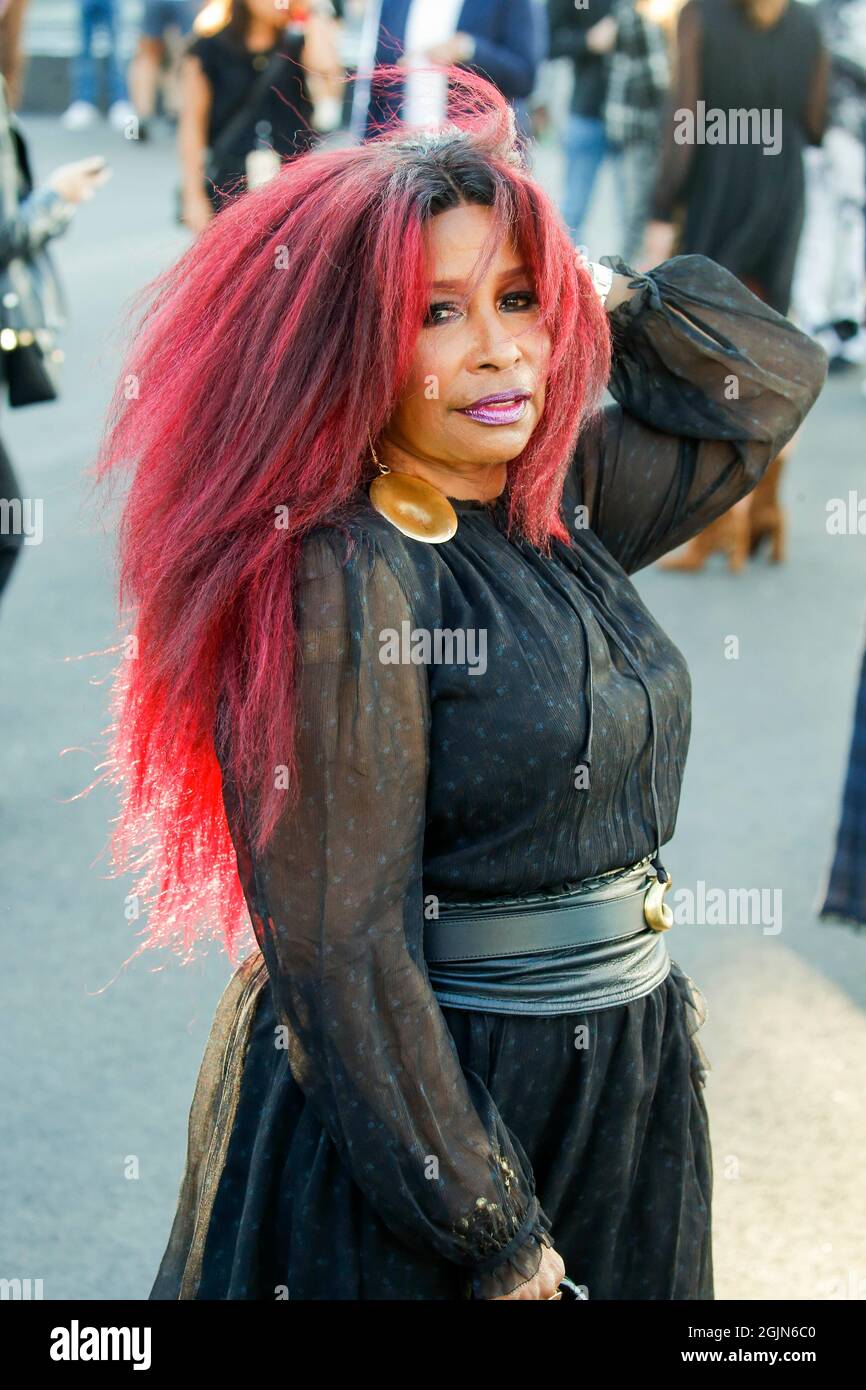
[446, 419, 537, 465]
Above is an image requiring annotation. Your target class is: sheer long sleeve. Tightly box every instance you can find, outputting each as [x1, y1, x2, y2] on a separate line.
[217, 529, 552, 1299]
[569, 254, 828, 574]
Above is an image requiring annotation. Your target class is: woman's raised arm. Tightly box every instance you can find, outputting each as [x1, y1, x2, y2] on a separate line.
[568, 254, 828, 574]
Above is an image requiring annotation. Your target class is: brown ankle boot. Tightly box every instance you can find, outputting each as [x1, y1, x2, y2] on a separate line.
[747, 451, 786, 563]
[660, 495, 751, 573]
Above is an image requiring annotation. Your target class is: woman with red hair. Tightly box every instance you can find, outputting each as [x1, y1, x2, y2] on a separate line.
[95, 69, 825, 1300]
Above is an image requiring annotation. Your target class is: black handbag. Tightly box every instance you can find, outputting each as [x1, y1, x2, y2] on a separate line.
[0, 99, 67, 407]
[0, 250, 65, 407]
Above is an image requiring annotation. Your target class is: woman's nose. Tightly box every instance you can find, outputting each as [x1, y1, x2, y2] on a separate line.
[469, 314, 523, 370]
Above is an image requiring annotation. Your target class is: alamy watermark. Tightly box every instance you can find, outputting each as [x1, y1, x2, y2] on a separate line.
[672, 881, 782, 935]
[674, 101, 782, 156]
[0, 497, 42, 545]
[379, 622, 487, 676]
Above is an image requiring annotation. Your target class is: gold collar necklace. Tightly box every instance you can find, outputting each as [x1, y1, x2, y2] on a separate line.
[367, 436, 460, 544]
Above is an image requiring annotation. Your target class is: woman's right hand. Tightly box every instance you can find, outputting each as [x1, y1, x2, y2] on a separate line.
[492, 1244, 566, 1300]
[46, 156, 110, 204]
[182, 190, 213, 235]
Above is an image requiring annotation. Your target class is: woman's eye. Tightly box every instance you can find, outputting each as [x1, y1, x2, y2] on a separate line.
[425, 302, 460, 326]
[500, 290, 538, 312]
[423, 291, 538, 326]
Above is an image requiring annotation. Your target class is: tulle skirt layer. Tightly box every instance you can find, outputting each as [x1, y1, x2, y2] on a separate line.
[150, 952, 713, 1301]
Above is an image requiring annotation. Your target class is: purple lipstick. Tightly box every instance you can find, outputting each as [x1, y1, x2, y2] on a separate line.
[457, 389, 531, 426]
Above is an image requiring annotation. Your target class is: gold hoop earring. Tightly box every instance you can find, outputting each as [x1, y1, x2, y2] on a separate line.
[368, 434, 390, 475]
[367, 432, 458, 544]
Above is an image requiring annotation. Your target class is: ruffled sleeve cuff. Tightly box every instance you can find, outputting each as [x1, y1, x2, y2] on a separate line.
[600, 254, 665, 353]
[468, 1199, 555, 1300]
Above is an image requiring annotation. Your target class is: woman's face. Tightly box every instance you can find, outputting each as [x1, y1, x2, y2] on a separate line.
[381, 203, 552, 476]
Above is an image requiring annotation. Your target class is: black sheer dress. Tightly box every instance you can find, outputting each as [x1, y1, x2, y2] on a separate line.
[149, 256, 826, 1301]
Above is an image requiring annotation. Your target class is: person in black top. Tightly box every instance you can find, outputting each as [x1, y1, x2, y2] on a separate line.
[178, 0, 338, 231]
[548, 0, 618, 243]
[641, 0, 828, 314]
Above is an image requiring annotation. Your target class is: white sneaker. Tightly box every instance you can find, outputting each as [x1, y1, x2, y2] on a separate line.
[108, 100, 137, 135]
[61, 100, 99, 131]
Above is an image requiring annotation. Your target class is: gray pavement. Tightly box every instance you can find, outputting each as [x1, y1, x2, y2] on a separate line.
[1, 119, 864, 1302]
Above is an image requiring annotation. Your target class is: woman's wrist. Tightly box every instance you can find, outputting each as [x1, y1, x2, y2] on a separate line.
[578, 253, 639, 313]
[604, 270, 640, 313]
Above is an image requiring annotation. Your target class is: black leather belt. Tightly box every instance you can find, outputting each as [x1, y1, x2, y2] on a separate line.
[424, 859, 673, 1016]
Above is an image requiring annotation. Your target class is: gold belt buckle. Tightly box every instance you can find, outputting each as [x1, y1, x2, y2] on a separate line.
[643, 864, 673, 932]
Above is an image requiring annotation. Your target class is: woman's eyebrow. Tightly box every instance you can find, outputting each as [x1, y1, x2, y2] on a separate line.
[430, 265, 531, 291]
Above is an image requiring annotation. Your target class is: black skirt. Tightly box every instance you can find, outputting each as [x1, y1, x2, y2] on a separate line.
[150, 952, 713, 1300]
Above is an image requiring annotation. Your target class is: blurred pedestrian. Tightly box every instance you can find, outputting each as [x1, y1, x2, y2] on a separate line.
[350, 0, 540, 141]
[548, 0, 619, 245]
[642, 0, 827, 313]
[818, 626, 866, 929]
[0, 63, 109, 612]
[792, 0, 866, 369]
[603, 0, 671, 263]
[129, 1, 201, 142]
[61, 0, 137, 133]
[639, 0, 828, 573]
[0, 0, 28, 111]
[178, 0, 339, 234]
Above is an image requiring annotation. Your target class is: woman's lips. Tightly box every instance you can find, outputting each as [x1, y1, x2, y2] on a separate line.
[456, 394, 531, 426]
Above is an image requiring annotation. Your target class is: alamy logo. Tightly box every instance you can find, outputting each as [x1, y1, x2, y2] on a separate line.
[674, 101, 782, 156]
[0, 496, 42, 544]
[0, 1277, 43, 1299]
[379, 622, 487, 675]
[672, 881, 782, 935]
[49, 1321, 152, 1371]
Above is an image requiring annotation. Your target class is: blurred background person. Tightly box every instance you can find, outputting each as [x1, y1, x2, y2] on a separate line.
[61, 0, 136, 133]
[0, 10, 109, 614]
[819, 626, 866, 929]
[178, 0, 341, 234]
[513, 0, 550, 145]
[0, 0, 28, 111]
[792, 0, 866, 370]
[639, 0, 828, 572]
[603, 0, 671, 263]
[548, 0, 618, 245]
[642, 0, 827, 309]
[350, 0, 540, 141]
[129, 1, 201, 142]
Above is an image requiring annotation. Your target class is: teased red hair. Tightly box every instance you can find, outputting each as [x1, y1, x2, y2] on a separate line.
[92, 68, 612, 959]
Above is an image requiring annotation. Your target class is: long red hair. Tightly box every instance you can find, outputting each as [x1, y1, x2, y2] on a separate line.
[92, 69, 612, 960]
